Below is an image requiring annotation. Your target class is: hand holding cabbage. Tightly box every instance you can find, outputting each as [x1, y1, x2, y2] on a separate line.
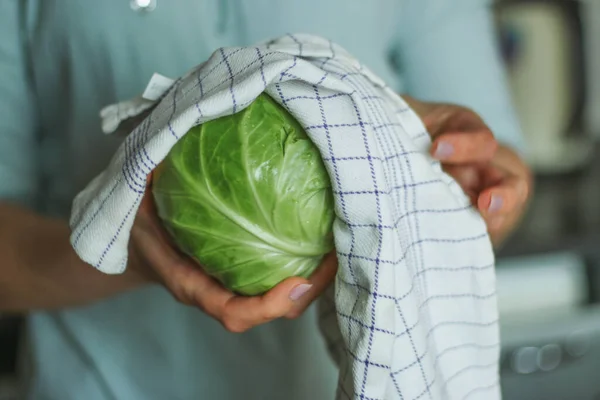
[127, 93, 339, 333]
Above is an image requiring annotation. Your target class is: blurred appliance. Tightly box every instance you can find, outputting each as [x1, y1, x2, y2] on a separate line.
[496, 0, 595, 174]
[500, 304, 600, 400]
[495, 253, 600, 400]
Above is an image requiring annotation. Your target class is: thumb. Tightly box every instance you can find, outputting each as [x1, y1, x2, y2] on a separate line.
[223, 276, 314, 326]
[286, 251, 338, 319]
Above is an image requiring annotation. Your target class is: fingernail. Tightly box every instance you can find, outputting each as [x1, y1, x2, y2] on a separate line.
[289, 284, 313, 301]
[488, 195, 503, 213]
[434, 141, 454, 159]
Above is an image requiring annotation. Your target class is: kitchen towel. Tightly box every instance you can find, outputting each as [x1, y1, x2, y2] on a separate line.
[69, 34, 500, 400]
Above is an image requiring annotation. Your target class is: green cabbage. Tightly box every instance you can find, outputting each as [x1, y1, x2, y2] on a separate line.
[152, 93, 335, 296]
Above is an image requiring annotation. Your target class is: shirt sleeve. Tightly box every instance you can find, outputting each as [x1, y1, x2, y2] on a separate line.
[395, 0, 527, 154]
[0, 1, 40, 208]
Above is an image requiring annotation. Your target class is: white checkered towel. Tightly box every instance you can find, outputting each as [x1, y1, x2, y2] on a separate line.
[69, 34, 501, 400]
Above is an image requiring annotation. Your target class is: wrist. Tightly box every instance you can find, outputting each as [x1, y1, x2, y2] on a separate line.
[127, 236, 161, 285]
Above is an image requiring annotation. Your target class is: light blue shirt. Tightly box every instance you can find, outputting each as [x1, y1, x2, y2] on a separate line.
[0, 1, 524, 399]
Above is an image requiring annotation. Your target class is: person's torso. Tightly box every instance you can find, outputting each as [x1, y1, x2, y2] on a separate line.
[26, 0, 404, 216]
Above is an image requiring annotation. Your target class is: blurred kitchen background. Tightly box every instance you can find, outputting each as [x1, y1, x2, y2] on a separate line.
[2, 1, 600, 399]
[493, 0, 600, 398]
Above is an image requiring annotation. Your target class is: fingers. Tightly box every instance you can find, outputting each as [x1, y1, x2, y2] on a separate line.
[443, 161, 530, 245]
[216, 277, 310, 332]
[153, 253, 303, 333]
[443, 164, 507, 200]
[188, 273, 326, 333]
[285, 251, 338, 319]
[182, 254, 337, 332]
[210, 252, 338, 331]
[162, 255, 332, 333]
[476, 171, 530, 244]
[477, 174, 528, 217]
[442, 165, 481, 193]
[152, 250, 296, 333]
[430, 130, 498, 164]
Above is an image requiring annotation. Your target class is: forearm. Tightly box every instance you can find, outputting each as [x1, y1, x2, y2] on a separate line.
[0, 202, 148, 313]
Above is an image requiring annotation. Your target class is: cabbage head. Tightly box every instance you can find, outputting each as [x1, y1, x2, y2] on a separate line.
[152, 93, 335, 296]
